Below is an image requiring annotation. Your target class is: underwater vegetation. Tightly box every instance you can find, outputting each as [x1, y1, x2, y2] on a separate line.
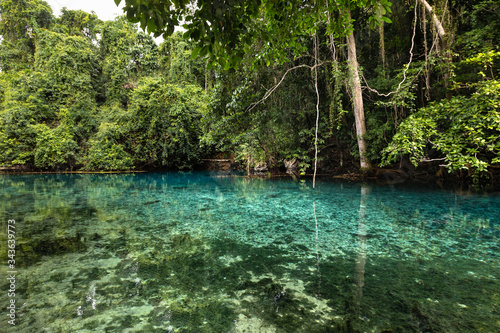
[0, 172, 498, 332]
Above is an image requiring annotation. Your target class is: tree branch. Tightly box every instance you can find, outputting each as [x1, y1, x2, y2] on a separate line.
[418, 0, 446, 38]
[420, 157, 447, 162]
[245, 62, 324, 113]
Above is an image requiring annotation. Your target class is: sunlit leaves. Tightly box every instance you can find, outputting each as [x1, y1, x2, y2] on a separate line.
[0, 0, 54, 43]
[382, 78, 500, 176]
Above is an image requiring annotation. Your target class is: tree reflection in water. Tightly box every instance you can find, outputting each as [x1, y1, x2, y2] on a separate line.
[355, 184, 370, 319]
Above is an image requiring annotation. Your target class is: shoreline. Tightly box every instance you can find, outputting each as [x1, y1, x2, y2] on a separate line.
[1, 168, 499, 192]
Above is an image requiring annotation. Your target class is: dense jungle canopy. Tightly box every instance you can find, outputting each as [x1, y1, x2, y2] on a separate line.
[0, 0, 499, 182]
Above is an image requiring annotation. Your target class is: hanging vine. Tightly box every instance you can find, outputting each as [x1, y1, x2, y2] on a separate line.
[313, 32, 320, 188]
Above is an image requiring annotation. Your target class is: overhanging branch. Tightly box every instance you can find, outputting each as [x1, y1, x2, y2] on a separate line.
[418, 0, 446, 38]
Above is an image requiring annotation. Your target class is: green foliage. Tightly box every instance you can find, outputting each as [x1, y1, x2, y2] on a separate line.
[463, 50, 500, 81]
[0, 0, 498, 181]
[98, 18, 139, 105]
[233, 141, 266, 170]
[83, 122, 133, 171]
[117, 0, 261, 69]
[0, 40, 33, 72]
[30, 108, 79, 169]
[455, 0, 500, 57]
[56, 7, 101, 39]
[116, 0, 392, 69]
[159, 32, 206, 86]
[35, 29, 97, 99]
[0, 118, 29, 164]
[363, 60, 424, 162]
[0, 70, 52, 166]
[0, 6, 211, 171]
[0, 0, 54, 69]
[201, 57, 331, 172]
[326, 61, 348, 132]
[129, 31, 160, 76]
[128, 77, 208, 169]
[0, 21, 98, 169]
[285, 146, 313, 176]
[382, 78, 500, 176]
[34, 29, 98, 147]
[0, 0, 53, 42]
[97, 18, 161, 106]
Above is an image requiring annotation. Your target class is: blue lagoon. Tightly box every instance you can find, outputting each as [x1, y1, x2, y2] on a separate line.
[0, 172, 499, 332]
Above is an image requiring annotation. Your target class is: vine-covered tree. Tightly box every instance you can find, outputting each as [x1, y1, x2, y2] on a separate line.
[116, 0, 394, 172]
[0, 0, 497, 182]
[0, 0, 209, 171]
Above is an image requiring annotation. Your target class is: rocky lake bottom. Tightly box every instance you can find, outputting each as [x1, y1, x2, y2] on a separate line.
[0, 172, 498, 332]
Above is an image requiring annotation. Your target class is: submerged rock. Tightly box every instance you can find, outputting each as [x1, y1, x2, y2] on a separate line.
[376, 168, 409, 184]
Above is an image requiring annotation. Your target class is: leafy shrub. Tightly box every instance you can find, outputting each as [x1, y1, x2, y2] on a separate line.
[82, 122, 133, 171]
[128, 77, 208, 169]
[382, 79, 500, 176]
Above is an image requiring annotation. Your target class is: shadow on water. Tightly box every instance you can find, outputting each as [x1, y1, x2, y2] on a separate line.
[0, 172, 498, 332]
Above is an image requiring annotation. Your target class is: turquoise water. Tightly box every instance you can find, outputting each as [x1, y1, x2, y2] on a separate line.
[0, 172, 499, 332]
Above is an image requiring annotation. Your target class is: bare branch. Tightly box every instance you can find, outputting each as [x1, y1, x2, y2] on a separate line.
[420, 157, 447, 162]
[245, 62, 323, 113]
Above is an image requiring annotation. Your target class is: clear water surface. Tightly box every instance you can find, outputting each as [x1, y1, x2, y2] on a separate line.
[0, 172, 499, 332]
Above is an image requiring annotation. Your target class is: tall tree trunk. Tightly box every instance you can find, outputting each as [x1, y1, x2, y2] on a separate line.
[378, 4, 386, 70]
[418, 0, 445, 39]
[346, 10, 372, 171]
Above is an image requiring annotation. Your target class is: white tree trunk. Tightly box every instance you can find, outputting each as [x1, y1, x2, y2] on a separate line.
[346, 10, 372, 171]
[418, 0, 446, 38]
